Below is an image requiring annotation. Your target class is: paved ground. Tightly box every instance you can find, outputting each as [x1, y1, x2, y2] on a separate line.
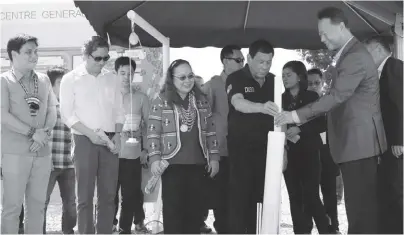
[42, 177, 347, 234]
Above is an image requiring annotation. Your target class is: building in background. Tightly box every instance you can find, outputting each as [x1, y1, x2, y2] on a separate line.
[0, 2, 97, 72]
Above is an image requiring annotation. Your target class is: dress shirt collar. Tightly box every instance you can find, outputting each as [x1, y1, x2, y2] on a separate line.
[220, 70, 228, 82]
[378, 54, 392, 75]
[76, 63, 109, 77]
[332, 36, 355, 66]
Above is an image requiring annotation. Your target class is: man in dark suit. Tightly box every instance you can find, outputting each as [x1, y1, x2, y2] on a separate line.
[275, 7, 387, 234]
[364, 35, 403, 234]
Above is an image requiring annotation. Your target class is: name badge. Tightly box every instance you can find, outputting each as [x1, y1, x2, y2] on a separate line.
[245, 87, 255, 93]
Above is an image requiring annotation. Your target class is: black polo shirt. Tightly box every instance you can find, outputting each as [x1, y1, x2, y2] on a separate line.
[226, 65, 275, 143]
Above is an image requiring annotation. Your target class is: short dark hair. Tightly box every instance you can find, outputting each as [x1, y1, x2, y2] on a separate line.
[317, 7, 348, 26]
[308, 68, 323, 78]
[363, 35, 392, 53]
[220, 45, 242, 63]
[82, 36, 109, 56]
[161, 59, 205, 106]
[283, 61, 308, 90]
[114, 56, 137, 72]
[47, 66, 68, 86]
[7, 34, 38, 62]
[249, 39, 274, 58]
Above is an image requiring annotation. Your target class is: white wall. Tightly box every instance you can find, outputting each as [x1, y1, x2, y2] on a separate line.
[0, 2, 96, 50]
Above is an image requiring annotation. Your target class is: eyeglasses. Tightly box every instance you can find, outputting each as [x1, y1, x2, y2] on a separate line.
[308, 81, 322, 86]
[225, 57, 245, 64]
[173, 73, 196, 81]
[89, 54, 110, 62]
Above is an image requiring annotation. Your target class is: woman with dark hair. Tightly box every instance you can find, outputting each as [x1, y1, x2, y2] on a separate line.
[146, 59, 220, 234]
[281, 61, 330, 234]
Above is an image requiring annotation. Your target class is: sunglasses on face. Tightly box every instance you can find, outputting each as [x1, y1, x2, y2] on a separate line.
[308, 81, 322, 86]
[226, 57, 245, 64]
[173, 73, 196, 81]
[90, 54, 110, 62]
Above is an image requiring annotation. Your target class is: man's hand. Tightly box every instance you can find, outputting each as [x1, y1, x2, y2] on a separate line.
[208, 160, 219, 178]
[110, 133, 121, 155]
[32, 129, 48, 145]
[261, 101, 279, 116]
[275, 111, 295, 126]
[392, 145, 403, 158]
[140, 150, 149, 167]
[286, 126, 301, 139]
[87, 131, 107, 146]
[151, 160, 164, 176]
[30, 141, 43, 152]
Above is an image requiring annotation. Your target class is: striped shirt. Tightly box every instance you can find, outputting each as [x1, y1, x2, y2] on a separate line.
[50, 105, 74, 169]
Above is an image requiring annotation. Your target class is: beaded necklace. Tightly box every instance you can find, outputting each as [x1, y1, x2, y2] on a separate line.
[179, 92, 196, 132]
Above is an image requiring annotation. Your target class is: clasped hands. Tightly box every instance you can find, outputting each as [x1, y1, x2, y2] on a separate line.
[29, 128, 51, 152]
[88, 130, 120, 154]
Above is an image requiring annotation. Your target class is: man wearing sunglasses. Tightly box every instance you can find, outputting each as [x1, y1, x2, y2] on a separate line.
[60, 36, 124, 234]
[197, 45, 244, 234]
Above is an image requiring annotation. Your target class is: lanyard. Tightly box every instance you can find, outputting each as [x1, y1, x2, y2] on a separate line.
[14, 71, 38, 98]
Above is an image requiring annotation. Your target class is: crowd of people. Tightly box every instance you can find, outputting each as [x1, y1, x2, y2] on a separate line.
[1, 6, 402, 235]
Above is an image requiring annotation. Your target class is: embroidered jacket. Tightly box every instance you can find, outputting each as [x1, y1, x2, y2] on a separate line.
[147, 92, 220, 164]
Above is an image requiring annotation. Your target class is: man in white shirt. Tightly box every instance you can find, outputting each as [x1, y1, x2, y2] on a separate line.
[60, 36, 124, 234]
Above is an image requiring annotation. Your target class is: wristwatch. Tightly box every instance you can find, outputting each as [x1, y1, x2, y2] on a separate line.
[45, 129, 52, 136]
[27, 127, 36, 139]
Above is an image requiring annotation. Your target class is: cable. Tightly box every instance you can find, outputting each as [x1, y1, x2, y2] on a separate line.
[129, 29, 134, 140]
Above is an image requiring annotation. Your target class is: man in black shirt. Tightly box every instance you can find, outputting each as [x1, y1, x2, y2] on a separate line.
[226, 39, 279, 234]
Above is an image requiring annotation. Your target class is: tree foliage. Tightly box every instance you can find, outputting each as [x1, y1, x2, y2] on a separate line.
[297, 49, 333, 71]
[297, 49, 335, 94]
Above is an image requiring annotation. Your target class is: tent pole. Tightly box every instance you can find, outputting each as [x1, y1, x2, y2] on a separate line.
[127, 10, 170, 233]
[343, 1, 379, 34]
[127, 10, 169, 46]
[343, 1, 395, 26]
[394, 13, 403, 60]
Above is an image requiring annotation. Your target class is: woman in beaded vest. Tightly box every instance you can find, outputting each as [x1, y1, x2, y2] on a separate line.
[281, 61, 330, 234]
[147, 59, 220, 234]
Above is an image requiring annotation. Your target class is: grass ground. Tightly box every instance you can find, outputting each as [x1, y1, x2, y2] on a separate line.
[42, 177, 347, 234]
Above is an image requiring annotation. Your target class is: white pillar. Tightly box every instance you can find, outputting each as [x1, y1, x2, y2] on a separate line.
[260, 76, 285, 234]
[394, 13, 403, 60]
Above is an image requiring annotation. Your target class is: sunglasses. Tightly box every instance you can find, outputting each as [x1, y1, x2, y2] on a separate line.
[90, 54, 110, 62]
[173, 73, 196, 81]
[226, 57, 245, 64]
[308, 81, 322, 86]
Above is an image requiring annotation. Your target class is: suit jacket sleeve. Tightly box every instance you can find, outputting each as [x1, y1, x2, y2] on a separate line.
[296, 52, 367, 123]
[387, 59, 403, 145]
